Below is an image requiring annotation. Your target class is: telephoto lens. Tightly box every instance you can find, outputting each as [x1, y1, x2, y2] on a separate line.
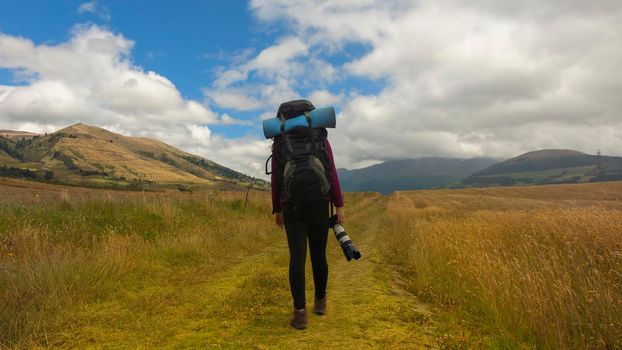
[328, 215, 362, 261]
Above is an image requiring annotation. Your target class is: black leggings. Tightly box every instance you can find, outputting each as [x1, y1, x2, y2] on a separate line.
[283, 200, 329, 310]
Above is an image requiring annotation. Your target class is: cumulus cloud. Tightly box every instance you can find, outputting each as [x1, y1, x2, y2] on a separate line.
[4, 1, 622, 179]
[248, 0, 622, 168]
[189, 136, 271, 179]
[308, 89, 345, 107]
[0, 25, 271, 178]
[204, 36, 336, 112]
[219, 113, 251, 125]
[0, 26, 217, 129]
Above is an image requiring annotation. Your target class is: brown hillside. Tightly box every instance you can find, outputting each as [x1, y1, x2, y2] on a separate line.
[0, 123, 263, 190]
[0, 149, 17, 163]
[0, 130, 40, 140]
[55, 124, 235, 182]
[53, 136, 207, 183]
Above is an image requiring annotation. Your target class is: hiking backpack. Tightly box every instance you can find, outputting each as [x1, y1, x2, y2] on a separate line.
[266, 100, 332, 205]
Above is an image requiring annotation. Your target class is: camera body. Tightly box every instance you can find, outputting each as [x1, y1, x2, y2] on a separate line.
[328, 215, 362, 261]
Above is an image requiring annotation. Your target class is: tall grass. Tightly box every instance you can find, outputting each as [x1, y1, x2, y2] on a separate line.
[0, 187, 275, 348]
[380, 184, 622, 349]
[3, 178, 621, 348]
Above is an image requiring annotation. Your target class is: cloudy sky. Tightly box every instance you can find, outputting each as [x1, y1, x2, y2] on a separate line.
[1, 0, 622, 178]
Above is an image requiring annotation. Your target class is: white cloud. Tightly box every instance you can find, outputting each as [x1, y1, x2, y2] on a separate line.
[0, 26, 217, 128]
[219, 113, 251, 125]
[308, 89, 344, 107]
[78, 2, 97, 14]
[178, 134, 272, 179]
[77, 1, 110, 21]
[203, 36, 335, 112]
[205, 137, 272, 178]
[0, 25, 274, 178]
[245, 37, 307, 74]
[5, 1, 622, 179]
[204, 87, 263, 111]
[249, 0, 622, 169]
[258, 111, 274, 121]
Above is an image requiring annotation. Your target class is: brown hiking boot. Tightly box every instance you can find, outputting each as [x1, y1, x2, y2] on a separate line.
[290, 309, 308, 330]
[313, 297, 326, 315]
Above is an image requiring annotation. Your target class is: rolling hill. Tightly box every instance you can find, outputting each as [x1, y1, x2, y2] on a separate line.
[0, 123, 265, 190]
[462, 149, 622, 187]
[337, 157, 498, 193]
[0, 130, 39, 140]
[337, 149, 622, 193]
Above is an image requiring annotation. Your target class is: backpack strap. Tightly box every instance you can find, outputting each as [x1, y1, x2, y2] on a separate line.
[265, 154, 273, 175]
[304, 111, 312, 128]
[278, 114, 296, 160]
[305, 111, 325, 154]
[279, 113, 286, 133]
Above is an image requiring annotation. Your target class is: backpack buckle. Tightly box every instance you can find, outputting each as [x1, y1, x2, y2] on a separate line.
[304, 111, 312, 128]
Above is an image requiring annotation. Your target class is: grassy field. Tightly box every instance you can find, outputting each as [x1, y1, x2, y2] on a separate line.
[380, 182, 622, 349]
[1, 178, 621, 349]
[0, 179, 277, 348]
[0, 178, 436, 349]
[483, 164, 598, 184]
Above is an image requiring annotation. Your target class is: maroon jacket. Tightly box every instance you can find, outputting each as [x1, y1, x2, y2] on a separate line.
[271, 138, 344, 213]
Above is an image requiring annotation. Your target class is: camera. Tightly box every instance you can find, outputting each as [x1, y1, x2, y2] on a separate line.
[328, 215, 361, 261]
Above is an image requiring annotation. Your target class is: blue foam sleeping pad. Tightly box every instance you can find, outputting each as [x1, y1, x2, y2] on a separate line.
[262, 106, 336, 139]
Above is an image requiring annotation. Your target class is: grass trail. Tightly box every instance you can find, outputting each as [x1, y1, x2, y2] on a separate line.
[47, 194, 437, 349]
[5, 179, 621, 349]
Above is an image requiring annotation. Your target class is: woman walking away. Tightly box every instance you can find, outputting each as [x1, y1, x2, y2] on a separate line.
[269, 99, 344, 330]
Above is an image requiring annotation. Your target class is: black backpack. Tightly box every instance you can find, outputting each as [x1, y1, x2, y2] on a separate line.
[266, 100, 332, 205]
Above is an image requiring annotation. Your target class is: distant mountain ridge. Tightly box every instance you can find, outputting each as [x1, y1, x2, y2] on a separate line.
[462, 149, 622, 187]
[338, 157, 498, 193]
[337, 149, 622, 193]
[0, 130, 40, 140]
[0, 123, 265, 190]
[4, 127, 619, 193]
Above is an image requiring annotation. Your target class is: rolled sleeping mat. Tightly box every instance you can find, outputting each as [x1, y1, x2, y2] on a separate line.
[263, 106, 336, 139]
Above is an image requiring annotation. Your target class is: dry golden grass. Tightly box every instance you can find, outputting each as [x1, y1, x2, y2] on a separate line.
[0, 181, 436, 349]
[0, 179, 275, 348]
[68, 140, 192, 181]
[380, 182, 622, 349]
[55, 123, 245, 184]
[0, 150, 16, 163]
[54, 133, 213, 184]
[3, 178, 621, 349]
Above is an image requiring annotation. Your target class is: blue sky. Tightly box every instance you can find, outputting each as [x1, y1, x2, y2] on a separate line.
[0, 1, 256, 90]
[1, 1, 277, 137]
[1, 1, 622, 177]
[0, 1, 383, 139]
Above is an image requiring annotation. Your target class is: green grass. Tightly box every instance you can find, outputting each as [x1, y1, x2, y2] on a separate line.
[482, 165, 597, 183]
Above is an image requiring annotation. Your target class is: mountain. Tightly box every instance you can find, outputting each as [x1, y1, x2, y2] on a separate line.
[338, 157, 498, 193]
[0, 123, 265, 190]
[462, 149, 622, 187]
[0, 130, 40, 140]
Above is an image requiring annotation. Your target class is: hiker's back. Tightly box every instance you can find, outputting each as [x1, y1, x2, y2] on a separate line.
[271, 100, 332, 206]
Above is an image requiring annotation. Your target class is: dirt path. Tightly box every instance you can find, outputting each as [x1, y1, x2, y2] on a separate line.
[65, 195, 438, 349]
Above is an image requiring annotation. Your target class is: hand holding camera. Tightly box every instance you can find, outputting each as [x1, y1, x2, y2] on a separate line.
[328, 214, 361, 261]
